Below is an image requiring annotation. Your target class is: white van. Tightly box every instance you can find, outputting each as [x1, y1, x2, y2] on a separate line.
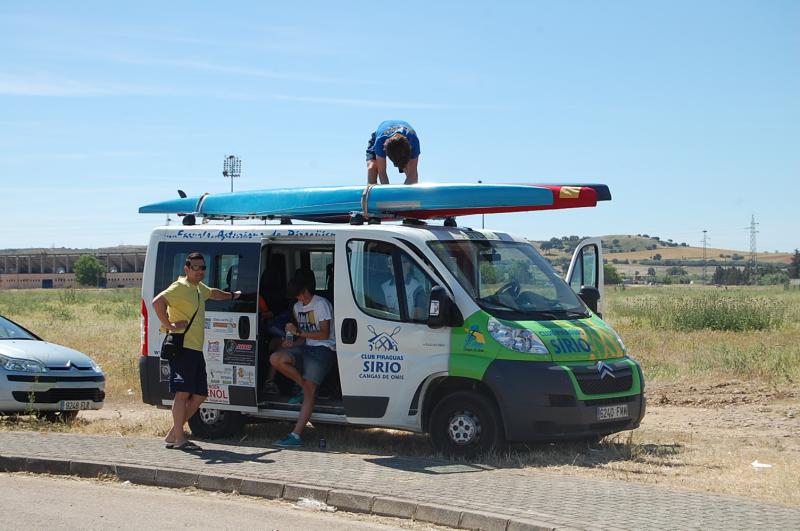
[139, 222, 645, 455]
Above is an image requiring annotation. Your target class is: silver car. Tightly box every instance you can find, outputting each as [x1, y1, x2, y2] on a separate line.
[0, 314, 105, 420]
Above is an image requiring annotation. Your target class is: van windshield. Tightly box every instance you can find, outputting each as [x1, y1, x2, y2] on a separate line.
[428, 240, 589, 321]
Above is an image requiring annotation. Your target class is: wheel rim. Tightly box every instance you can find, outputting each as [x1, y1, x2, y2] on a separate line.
[447, 410, 481, 445]
[198, 408, 222, 425]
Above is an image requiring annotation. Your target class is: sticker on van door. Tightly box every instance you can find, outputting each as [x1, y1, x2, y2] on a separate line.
[360, 326, 405, 381]
[222, 339, 256, 366]
[206, 384, 230, 404]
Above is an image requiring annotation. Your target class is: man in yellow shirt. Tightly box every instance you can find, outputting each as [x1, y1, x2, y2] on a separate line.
[153, 252, 241, 450]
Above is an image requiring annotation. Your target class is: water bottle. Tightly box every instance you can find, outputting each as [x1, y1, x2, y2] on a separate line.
[285, 329, 294, 343]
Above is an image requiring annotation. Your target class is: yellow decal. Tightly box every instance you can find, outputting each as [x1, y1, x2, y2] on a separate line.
[559, 186, 581, 199]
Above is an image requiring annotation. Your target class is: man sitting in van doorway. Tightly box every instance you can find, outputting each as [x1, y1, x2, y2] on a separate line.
[270, 268, 336, 448]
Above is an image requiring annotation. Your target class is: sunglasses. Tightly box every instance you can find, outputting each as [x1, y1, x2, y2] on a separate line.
[188, 265, 207, 271]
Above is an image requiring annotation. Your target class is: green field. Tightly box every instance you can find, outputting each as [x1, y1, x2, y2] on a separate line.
[0, 285, 798, 403]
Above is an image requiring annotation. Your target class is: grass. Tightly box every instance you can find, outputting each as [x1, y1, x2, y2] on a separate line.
[604, 285, 800, 384]
[1, 284, 798, 399]
[0, 288, 142, 402]
[1, 285, 798, 506]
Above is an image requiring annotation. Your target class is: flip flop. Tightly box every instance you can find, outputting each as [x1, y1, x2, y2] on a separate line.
[173, 440, 202, 451]
[164, 442, 175, 449]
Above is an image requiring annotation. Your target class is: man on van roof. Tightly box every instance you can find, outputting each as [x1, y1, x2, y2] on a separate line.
[270, 268, 336, 448]
[366, 120, 420, 185]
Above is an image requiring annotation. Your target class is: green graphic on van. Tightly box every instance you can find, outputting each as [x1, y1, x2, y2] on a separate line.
[463, 325, 486, 352]
[449, 311, 626, 379]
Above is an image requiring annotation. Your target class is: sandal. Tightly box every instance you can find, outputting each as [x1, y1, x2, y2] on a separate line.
[172, 440, 202, 451]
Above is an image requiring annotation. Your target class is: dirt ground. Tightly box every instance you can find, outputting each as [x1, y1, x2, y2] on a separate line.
[4, 381, 799, 507]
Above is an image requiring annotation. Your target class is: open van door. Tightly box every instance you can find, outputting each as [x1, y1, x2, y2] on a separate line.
[565, 238, 604, 316]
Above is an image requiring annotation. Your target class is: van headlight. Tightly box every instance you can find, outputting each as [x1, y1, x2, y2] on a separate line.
[487, 318, 549, 355]
[0, 354, 48, 373]
[610, 328, 627, 352]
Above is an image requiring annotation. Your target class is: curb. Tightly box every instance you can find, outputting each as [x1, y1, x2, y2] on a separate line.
[0, 453, 566, 530]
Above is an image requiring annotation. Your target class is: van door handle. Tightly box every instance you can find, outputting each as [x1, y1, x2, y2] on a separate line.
[341, 318, 357, 344]
[238, 316, 250, 339]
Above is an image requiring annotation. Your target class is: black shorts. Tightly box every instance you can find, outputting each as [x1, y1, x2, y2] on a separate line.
[169, 348, 208, 396]
[365, 132, 377, 161]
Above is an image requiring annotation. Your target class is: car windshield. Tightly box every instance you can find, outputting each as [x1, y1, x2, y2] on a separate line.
[428, 239, 589, 320]
[0, 316, 37, 340]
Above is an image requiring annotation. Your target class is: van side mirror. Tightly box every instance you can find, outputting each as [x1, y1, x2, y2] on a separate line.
[578, 286, 601, 316]
[427, 286, 463, 329]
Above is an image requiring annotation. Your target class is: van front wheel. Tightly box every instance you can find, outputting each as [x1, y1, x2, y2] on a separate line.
[430, 391, 502, 457]
[188, 408, 244, 439]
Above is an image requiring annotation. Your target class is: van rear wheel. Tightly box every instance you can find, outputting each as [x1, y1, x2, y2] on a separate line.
[430, 391, 502, 457]
[188, 408, 245, 439]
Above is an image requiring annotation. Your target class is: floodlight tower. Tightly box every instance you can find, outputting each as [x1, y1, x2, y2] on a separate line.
[223, 155, 242, 193]
[223, 155, 242, 226]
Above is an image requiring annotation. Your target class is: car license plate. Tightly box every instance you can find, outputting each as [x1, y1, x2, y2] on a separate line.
[60, 400, 92, 411]
[597, 404, 628, 421]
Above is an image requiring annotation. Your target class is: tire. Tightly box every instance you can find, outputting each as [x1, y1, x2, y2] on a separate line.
[39, 410, 79, 423]
[429, 391, 503, 457]
[188, 407, 245, 439]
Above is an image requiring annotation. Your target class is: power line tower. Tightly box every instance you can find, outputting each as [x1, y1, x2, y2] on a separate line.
[745, 214, 759, 282]
[701, 230, 709, 283]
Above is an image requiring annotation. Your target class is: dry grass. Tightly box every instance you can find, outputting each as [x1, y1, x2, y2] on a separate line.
[1, 286, 799, 506]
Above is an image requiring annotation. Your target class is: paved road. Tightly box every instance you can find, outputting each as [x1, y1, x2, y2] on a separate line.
[1, 431, 799, 530]
[0, 473, 437, 530]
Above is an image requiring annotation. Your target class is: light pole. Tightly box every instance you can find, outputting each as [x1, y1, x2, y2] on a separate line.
[223, 155, 242, 193]
[223, 155, 242, 225]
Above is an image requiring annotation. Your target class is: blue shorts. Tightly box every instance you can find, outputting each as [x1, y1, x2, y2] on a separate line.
[169, 348, 208, 396]
[287, 345, 336, 385]
[365, 132, 377, 161]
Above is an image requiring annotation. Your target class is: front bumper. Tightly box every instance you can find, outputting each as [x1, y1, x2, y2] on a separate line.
[0, 371, 105, 412]
[482, 359, 646, 442]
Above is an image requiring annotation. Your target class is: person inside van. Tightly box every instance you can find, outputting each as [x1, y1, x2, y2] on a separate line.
[381, 255, 427, 320]
[270, 268, 336, 448]
[366, 120, 420, 185]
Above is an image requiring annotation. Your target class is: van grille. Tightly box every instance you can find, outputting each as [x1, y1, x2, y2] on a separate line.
[571, 361, 633, 395]
[13, 389, 105, 403]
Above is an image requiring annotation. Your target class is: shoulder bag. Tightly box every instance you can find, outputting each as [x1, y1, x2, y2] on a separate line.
[160, 289, 200, 361]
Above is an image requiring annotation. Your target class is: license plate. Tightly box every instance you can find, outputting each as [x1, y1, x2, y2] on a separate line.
[60, 400, 92, 411]
[597, 404, 629, 421]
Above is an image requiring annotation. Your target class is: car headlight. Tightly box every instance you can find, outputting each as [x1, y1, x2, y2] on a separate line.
[487, 318, 549, 355]
[0, 354, 48, 373]
[90, 360, 103, 373]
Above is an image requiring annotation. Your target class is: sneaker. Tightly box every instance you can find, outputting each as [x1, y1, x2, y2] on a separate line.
[273, 433, 302, 448]
[287, 390, 304, 405]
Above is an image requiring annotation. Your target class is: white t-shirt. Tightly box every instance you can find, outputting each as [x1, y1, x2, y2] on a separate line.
[293, 295, 336, 350]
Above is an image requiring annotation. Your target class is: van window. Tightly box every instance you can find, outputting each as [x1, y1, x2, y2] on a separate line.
[154, 242, 258, 313]
[309, 250, 334, 294]
[346, 240, 433, 323]
[430, 240, 587, 321]
[570, 244, 598, 292]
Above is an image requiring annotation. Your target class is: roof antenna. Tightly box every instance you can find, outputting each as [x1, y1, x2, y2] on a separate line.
[178, 189, 187, 198]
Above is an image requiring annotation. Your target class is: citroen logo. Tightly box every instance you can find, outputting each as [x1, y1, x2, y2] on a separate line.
[596, 361, 616, 380]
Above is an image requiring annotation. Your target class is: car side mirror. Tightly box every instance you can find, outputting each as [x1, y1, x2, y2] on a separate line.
[427, 286, 463, 329]
[578, 286, 601, 316]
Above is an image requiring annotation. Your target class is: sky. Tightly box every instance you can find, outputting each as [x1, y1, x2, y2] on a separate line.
[1, 1, 798, 252]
